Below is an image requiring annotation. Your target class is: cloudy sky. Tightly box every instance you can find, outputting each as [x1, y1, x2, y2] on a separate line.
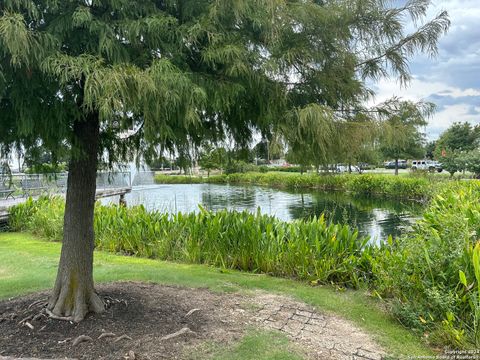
[370, 0, 480, 140]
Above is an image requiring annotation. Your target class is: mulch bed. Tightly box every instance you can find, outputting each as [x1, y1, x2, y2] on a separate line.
[0, 282, 245, 360]
[0, 282, 385, 360]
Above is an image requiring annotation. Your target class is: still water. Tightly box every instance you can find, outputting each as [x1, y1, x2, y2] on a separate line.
[101, 184, 423, 242]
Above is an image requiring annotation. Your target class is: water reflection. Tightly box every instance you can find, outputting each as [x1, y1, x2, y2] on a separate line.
[286, 191, 422, 242]
[101, 184, 423, 243]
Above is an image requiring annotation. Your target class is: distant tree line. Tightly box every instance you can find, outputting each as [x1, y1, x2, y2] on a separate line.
[149, 98, 435, 176]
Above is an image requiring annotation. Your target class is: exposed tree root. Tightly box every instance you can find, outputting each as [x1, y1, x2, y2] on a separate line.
[72, 335, 93, 347]
[32, 312, 46, 322]
[113, 335, 132, 343]
[104, 296, 124, 309]
[98, 332, 116, 340]
[47, 277, 104, 322]
[58, 338, 71, 344]
[160, 327, 195, 341]
[45, 309, 73, 322]
[14, 304, 46, 328]
[185, 308, 200, 317]
[18, 315, 33, 325]
[28, 299, 47, 310]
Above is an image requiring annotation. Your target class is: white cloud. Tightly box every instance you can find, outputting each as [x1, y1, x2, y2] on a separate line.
[428, 104, 480, 139]
[370, 77, 480, 140]
[370, 0, 480, 140]
[370, 77, 480, 104]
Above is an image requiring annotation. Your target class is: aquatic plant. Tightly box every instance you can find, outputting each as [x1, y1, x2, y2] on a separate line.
[10, 198, 373, 288]
[373, 181, 480, 347]
[155, 172, 441, 200]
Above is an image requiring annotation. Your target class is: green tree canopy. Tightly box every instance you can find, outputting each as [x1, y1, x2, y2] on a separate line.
[464, 150, 480, 178]
[440, 150, 464, 177]
[198, 143, 227, 176]
[377, 99, 434, 174]
[336, 114, 378, 169]
[0, 0, 450, 321]
[436, 122, 480, 154]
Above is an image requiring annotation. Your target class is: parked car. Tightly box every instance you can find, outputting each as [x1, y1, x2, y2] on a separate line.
[334, 164, 360, 173]
[384, 160, 407, 169]
[358, 162, 375, 170]
[411, 160, 443, 172]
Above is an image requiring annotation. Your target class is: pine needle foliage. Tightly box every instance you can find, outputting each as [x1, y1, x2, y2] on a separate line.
[0, 0, 449, 162]
[0, 4, 450, 320]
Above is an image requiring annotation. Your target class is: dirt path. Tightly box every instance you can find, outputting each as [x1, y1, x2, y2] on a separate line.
[0, 282, 385, 360]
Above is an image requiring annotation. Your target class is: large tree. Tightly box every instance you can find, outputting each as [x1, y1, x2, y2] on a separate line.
[436, 122, 480, 154]
[198, 143, 227, 176]
[378, 99, 434, 175]
[336, 114, 378, 171]
[0, 0, 449, 321]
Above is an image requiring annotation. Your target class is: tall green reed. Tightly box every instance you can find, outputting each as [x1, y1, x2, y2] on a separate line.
[373, 181, 480, 348]
[155, 172, 441, 200]
[10, 197, 373, 288]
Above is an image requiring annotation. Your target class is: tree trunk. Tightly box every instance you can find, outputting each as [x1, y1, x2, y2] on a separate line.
[394, 158, 399, 176]
[47, 115, 104, 322]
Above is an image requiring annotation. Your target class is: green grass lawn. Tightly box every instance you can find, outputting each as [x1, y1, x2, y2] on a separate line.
[0, 232, 433, 358]
[187, 330, 304, 360]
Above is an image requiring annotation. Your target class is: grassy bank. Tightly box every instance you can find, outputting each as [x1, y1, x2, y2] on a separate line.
[0, 233, 432, 356]
[8, 179, 480, 348]
[154, 172, 443, 200]
[10, 198, 373, 288]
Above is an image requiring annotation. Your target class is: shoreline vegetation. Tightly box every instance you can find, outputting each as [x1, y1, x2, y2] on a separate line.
[7, 174, 480, 349]
[153, 172, 445, 201]
[0, 233, 432, 357]
[10, 197, 373, 288]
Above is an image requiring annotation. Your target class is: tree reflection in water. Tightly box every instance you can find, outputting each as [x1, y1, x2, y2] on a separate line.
[102, 184, 424, 243]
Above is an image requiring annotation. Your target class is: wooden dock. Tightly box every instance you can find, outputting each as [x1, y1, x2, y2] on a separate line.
[0, 187, 131, 229]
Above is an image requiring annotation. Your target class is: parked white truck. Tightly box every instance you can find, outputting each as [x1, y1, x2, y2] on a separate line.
[411, 160, 443, 172]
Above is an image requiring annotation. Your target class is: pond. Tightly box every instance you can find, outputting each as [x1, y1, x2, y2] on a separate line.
[101, 184, 424, 243]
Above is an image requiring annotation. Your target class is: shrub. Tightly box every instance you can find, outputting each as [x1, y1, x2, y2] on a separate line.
[373, 181, 480, 347]
[224, 160, 257, 174]
[10, 196, 64, 240]
[154, 174, 204, 184]
[155, 172, 438, 200]
[270, 166, 304, 173]
[464, 150, 480, 178]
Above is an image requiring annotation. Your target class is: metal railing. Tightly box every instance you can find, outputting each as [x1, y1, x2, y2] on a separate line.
[0, 172, 132, 199]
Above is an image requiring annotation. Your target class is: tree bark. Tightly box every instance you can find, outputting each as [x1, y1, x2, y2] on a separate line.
[394, 158, 399, 176]
[47, 114, 104, 322]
